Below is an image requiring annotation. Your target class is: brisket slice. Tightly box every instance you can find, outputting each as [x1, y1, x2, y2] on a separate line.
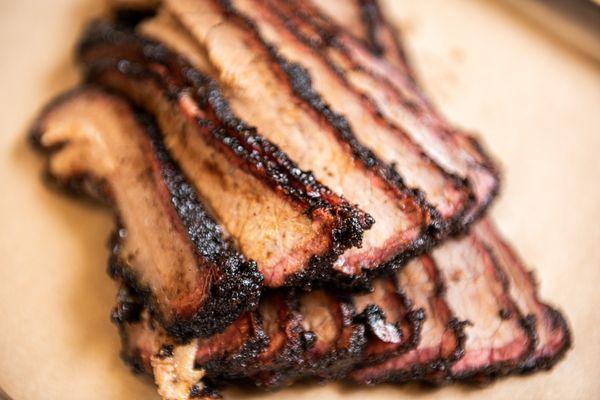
[116, 287, 310, 389]
[297, 290, 367, 379]
[225, 0, 474, 234]
[162, 0, 440, 283]
[287, 0, 500, 224]
[203, 289, 308, 383]
[474, 219, 571, 373]
[77, 21, 374, 288]
[242, 274, 424, 388]
[351, 255, 465, 384]
[29, 86, 262, 341]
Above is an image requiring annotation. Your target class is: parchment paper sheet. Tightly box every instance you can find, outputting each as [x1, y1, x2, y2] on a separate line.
[0, 1, 598, 399]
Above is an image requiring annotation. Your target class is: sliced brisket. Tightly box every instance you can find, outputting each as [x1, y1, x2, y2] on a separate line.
[288, 0, 500, 224]
[30, 86, 262, 341]
[77, 21, 373, 288]
[352, 234, 536, 384]
[227, 0, 473, 233]
[308, 0, 415, 78]
[161, 0, 439, 283]
[257, 290, 366, 387]
[241, 290, 308, 380]
[118, 286, 365, 389]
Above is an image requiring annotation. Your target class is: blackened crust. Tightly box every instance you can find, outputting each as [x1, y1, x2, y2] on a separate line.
[112, 285, 153, 375]
[140, 111, 263, 340]
[360, 305, 425, 364]
[352, 279, 425, 367]
[349, 255, 468, 385]
[108, 228, 263, 342]
[113, 285, 225, 399]
[519, 306, 571, 374]
[244, 291, 308, 378]
[252, 293, 367, 389]
[352, 318, 467, 385]
[77, 21, 375, 289]
[474, 219, 571, 376]
[311, 300, 368, 380]
[197, 312, 270, 379]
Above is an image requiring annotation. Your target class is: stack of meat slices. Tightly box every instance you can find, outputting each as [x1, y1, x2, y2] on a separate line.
[30, 0, 570, 399]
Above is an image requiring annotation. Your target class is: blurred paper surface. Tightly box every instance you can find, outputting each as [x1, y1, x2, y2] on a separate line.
[0, 0, 599, 399]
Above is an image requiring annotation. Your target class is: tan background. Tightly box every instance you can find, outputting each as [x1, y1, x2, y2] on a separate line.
[0, 0, 599, 399]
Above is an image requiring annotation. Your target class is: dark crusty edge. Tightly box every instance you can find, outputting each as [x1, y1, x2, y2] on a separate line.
[249, 281, 424, 389]
[241, 291, 309, 380]
[350, 320, 467, 385]
[77, 20, 375, 289]
[248, 0, 475, 236]
[520, 307, 571, 373]
[285, 0, 501, 226]
[220, 280, 424, 388]
[196, 312, 270, 379]
[255, 293, 367, 389]
[475, 220, 571, 376]
[114, 285, 365, 390]
[29, 86, 263, 342]
[351, 237, 537, 385]
[212, 0, 442, 288]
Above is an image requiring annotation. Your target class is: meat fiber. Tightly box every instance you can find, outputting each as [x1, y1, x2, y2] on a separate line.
[77, 21, 374, 288]
[29, 86, 262, 341]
